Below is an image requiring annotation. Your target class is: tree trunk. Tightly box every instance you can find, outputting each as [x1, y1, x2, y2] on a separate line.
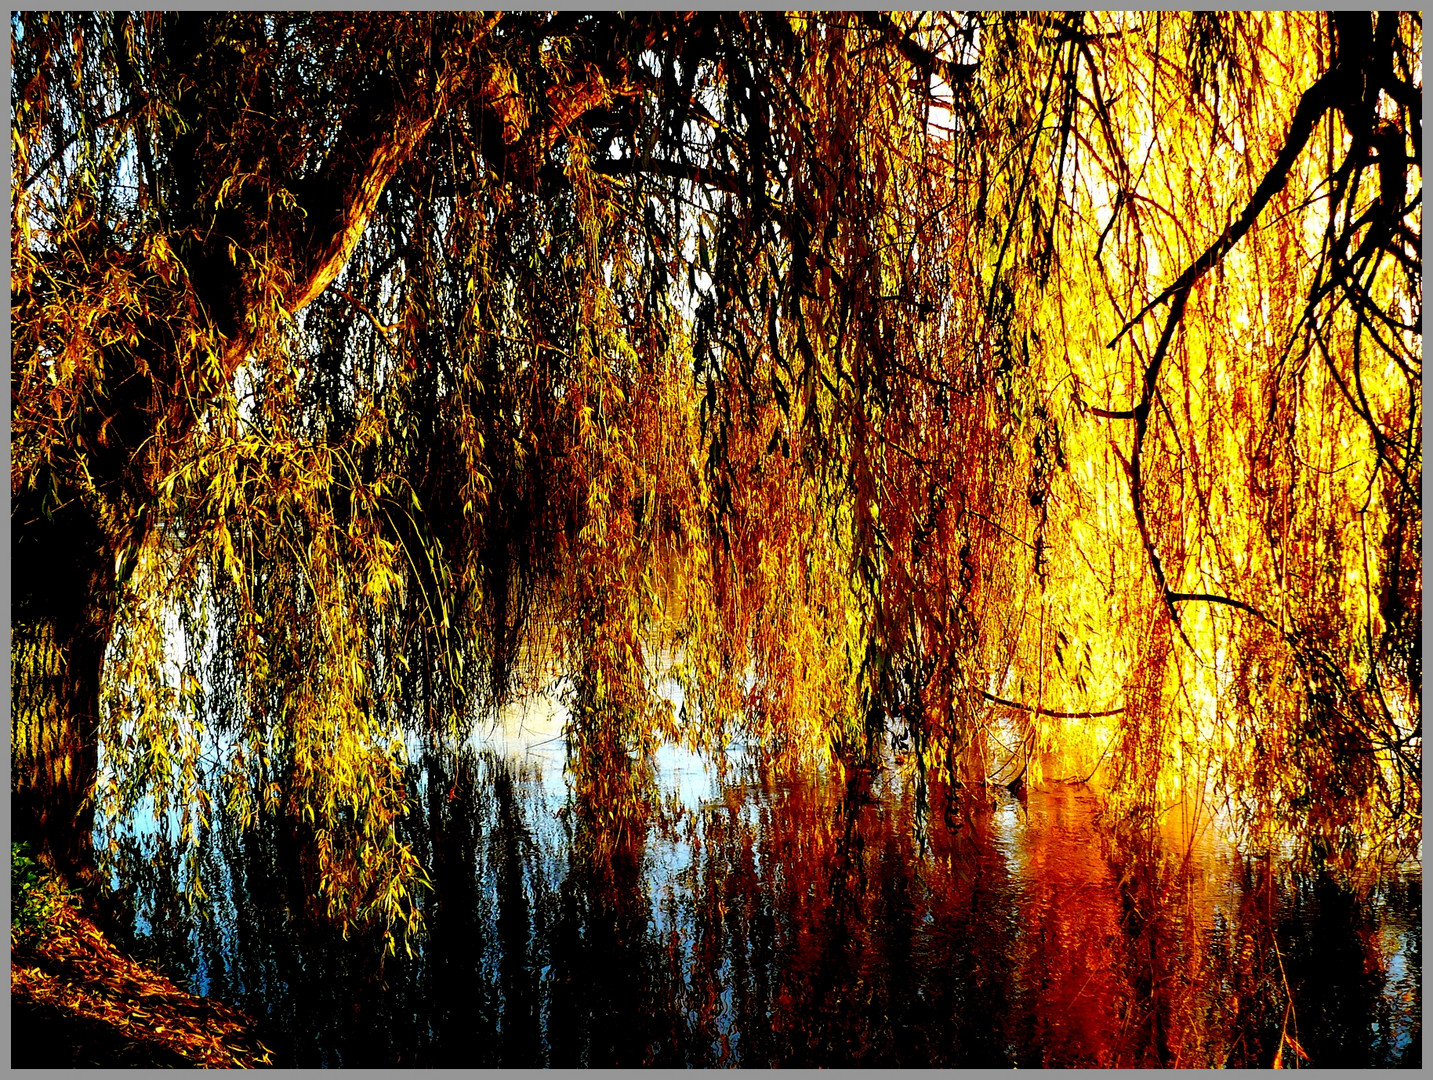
[12, 480, 116, 890]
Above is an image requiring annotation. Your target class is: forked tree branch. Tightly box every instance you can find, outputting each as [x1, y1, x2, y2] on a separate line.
[1108, 64, 1340, 348]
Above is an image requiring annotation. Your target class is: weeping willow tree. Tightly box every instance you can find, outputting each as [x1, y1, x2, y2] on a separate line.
[11, 11, 1420, 931]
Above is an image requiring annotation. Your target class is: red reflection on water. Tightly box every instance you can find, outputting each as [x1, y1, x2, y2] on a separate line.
[1003, 786, 1129, 1066]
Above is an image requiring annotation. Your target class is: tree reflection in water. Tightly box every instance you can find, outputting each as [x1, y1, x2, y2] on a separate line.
[110, 743, 1420, 1068]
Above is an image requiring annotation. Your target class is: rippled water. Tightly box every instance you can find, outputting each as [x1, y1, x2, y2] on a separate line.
[110, 707, 1421, 1068]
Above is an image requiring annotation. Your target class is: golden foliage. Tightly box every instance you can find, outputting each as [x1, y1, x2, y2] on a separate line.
[12, 892, 272, 1067]
[11, 11, 1421, 938]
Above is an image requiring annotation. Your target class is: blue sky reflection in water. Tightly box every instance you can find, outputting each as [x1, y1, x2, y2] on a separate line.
[102, 700, 1420, 1068]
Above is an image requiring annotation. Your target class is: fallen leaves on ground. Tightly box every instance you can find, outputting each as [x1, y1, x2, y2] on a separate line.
[11, 897, 272, 1068]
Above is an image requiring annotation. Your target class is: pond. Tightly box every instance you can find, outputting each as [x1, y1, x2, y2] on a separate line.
[108, 704, 1421, 1068]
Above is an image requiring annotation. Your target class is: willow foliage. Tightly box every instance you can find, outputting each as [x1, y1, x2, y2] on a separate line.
[11, 12, 1421, 939]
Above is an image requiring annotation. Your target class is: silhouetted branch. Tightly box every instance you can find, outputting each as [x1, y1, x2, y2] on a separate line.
[1109, 64, 1340, 347]
[981, 690, 1124, 719]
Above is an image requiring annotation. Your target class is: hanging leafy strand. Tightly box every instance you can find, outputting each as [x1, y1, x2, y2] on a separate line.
[11, 12, 1420, 937]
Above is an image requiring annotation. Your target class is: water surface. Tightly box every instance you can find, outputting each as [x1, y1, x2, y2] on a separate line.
[112, 712, 1421, 1068]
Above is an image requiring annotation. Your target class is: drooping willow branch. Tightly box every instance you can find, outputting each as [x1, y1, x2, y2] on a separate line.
[1166, 592, 1280, 632]
[1097, 33, 1368, 639]
[590, 156, 743, 195]
[980, 690, 1124, 720]
[1106, 61, 1342, 350]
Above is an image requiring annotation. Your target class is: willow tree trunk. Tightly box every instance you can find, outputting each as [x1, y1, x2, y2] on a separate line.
[12, 482, 117, 889]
